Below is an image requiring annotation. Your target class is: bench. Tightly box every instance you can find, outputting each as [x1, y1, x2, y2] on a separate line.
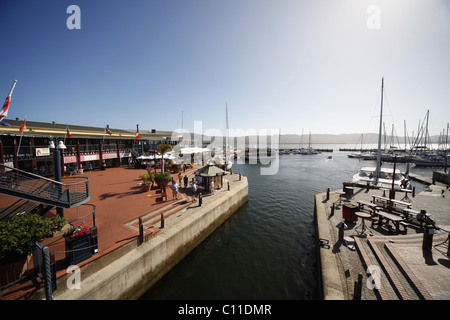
[372, 195, 412, 211]
[371, 210, 407, 234]
[372, 195, 390, 209]
[357, 200, 380, 214]
[390, 199, 412, 210]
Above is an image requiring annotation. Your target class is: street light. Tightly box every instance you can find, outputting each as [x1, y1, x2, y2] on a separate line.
[49, 139, 66, 217]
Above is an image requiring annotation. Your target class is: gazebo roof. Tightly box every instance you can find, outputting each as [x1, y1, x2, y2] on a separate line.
[195, 164, 226, 177]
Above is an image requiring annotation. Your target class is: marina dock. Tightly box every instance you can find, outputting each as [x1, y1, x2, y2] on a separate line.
[315, 181, 450, 300]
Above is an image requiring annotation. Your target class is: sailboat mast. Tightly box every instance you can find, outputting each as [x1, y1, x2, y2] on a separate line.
[375, 77, 384, 184]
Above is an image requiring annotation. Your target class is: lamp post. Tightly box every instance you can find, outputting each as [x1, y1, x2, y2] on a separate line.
[49, 139, 66, 217]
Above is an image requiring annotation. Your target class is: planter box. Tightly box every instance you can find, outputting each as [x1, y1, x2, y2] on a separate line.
[65, 232, 92, 265]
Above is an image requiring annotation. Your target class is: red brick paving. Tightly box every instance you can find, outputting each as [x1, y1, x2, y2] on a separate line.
[0, 165, 198, 300]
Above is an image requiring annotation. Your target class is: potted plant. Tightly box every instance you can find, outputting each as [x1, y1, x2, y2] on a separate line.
[157, 144, 173, 173]
[171, 163, 183, 173]
[140, 172, 154, 191]
[63, 221, 93, 265]
[154, 172, 172, 189]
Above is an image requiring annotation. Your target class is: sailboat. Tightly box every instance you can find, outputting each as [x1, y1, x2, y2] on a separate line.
[208, 103, 233, 170]
[351, 78, 409, 189]
[298, 131, 320, 155]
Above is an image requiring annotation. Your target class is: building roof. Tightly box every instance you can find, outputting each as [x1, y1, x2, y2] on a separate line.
[0, 119, 180, 141]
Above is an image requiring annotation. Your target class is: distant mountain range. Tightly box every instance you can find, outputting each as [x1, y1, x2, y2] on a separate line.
[199, 133, 443, 145]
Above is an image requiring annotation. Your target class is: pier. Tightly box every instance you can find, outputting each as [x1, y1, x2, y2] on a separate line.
[315, 181, 450, 300]
[0, 166, 248, 300]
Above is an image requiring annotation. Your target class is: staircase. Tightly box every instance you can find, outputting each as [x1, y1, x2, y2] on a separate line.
[0, 198, 53, 222]
[0, 163, 90, 210]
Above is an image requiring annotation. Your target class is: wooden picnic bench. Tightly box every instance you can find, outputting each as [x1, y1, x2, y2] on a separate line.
[372, 195, 390, 209]
[390, 198, 412, 210]
[371, 195, 412, 211]
[371, 210, 406, 234]
[357, 200, 380, 214]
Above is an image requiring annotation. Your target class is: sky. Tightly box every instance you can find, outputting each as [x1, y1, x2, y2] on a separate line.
[1, 0, 449, 137]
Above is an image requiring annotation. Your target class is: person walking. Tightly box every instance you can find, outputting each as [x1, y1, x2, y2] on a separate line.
[170, 181, 179, 200]
[191, 181, 197, 202]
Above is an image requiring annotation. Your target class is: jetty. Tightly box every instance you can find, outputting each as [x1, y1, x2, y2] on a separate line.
[0, 166, 248, 300]
[314, 179, 450, 300]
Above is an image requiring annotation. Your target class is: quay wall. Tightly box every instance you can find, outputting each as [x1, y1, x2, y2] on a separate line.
[314, 192, 345, 300]
[48, 176, 248, 300]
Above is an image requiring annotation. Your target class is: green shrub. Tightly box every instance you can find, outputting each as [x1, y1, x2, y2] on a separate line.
[0, 213, 66, 259]
[140, 172, 154, 185]
[154, 172, 172, 182]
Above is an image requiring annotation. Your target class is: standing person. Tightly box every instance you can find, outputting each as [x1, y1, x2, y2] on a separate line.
[191, 181, 197, 202]
[178, 172, 182, 186]
[210, 179, 215, 195]
[184, 175, 188, 189]
[170, 181, 179, 200]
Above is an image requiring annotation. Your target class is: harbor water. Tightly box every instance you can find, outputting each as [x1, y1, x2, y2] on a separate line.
[139, 146, 435, 300]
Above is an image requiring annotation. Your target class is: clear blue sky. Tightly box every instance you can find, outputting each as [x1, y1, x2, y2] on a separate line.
[1, 0, 449, 136]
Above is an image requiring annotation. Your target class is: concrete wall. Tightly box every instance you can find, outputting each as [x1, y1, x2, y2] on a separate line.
[50, 176, 248, 300]
[433, 171, 450, 185]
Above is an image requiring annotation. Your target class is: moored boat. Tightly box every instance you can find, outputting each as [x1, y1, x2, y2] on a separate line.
[351, 166, 409, 189]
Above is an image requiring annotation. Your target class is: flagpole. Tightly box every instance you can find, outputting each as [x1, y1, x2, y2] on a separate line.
[16, 115, 26, 157]
[0, 80, 18, 126]
[64, 121, 68, 144]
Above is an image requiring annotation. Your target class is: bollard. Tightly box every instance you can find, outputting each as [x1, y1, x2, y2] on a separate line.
[199, 193, 202, 206]
[239, 173, 241, 181]
[422, 224, 435, 252]
[353, 273, 363, 300]
[412, 186, 416, 197]
[160, 213, 165, 229]
[138, 217, 144, 245]
[228, 181, 230, 191]
[330, 203, 335, 217]
[326, 188, 330, 201]
[447, 234, 450, 257]
[338, 221, 346, 241]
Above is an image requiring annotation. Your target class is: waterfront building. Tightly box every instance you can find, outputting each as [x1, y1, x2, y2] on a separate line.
[0, 118, 181, 176]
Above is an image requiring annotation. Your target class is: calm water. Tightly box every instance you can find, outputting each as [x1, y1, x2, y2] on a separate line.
[139, 147, 433, 300]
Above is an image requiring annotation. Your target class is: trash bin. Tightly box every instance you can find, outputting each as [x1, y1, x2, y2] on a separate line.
[343, 204, 358, 222]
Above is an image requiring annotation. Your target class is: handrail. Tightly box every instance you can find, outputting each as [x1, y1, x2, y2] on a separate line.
[0, 163, 90, 208]
[0, 163, 66, 186]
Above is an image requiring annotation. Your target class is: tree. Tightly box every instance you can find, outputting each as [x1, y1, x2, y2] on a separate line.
[158, 144, 173, 173]
[0, 213, 66, 259]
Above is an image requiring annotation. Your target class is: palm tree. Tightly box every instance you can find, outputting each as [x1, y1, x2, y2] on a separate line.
[158, 144, 173, 173]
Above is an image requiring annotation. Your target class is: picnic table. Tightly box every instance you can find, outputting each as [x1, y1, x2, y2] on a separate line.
[399, 188, 412, 203]
[371, 210, 406, 234]
[357, 200, 380, 214]
[355, 211, 373, 236]
[371, 195, 412, 211]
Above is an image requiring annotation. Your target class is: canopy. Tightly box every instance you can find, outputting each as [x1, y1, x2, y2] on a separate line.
[178, 147, 210, 154]
[195, 164, 226, 177]
[136, 153, 175, 160]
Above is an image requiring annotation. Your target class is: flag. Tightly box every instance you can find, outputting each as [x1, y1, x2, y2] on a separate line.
[66, 125, 72, 138]
[0, 80, 18, 126]
[19, 116, 27, 132]
[135, 131, 140, 140]
[105, 126, 112, 135]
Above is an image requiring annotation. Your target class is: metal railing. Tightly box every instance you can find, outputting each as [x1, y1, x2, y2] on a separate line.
[0, 163, 90, 208]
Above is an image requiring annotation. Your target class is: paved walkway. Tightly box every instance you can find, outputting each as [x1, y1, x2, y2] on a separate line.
[316, 183, 450, 300]
[0, 164, 216, 300]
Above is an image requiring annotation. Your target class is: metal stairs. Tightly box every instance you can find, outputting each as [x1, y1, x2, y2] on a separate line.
[0, 163, 90, 210]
